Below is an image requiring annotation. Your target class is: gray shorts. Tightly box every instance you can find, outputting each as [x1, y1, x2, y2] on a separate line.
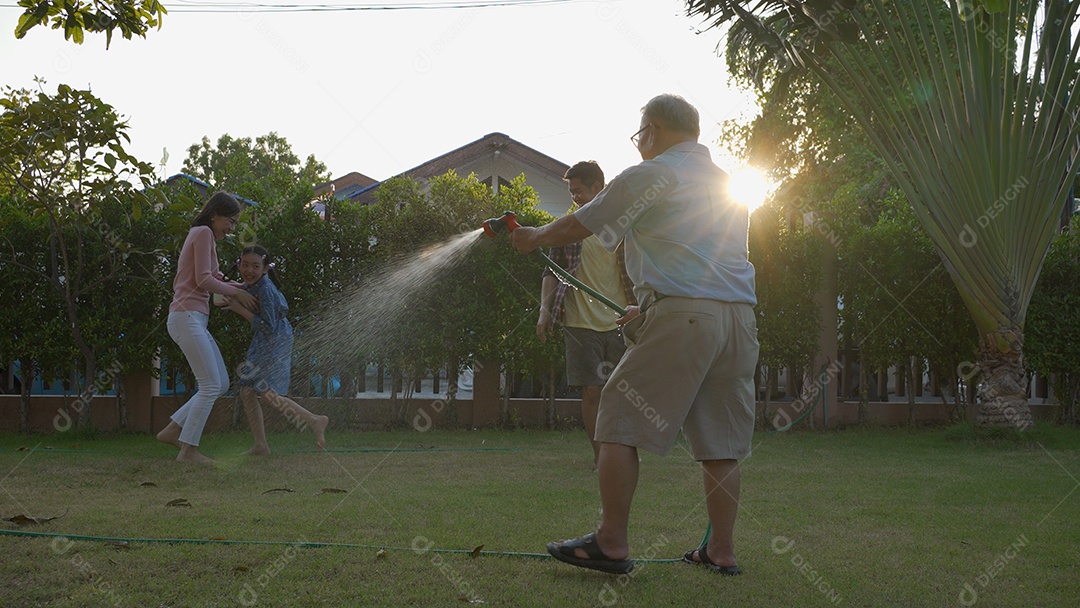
[595, 298, 759, 460]
[563, 326, 627, 387]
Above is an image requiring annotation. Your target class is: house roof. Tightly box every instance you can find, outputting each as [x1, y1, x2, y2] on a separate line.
[346, 132, 569, 205]
[314, 171, 379, 199]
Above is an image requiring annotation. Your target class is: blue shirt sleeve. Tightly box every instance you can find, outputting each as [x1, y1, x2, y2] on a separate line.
[249, 279, 285, 337]
[575, 162, 677, 252]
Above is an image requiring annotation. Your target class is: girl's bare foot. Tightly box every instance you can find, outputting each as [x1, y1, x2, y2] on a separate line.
[312, 415, 329, 451]
[156, 423, 182, 449]
[177, 444, 214, 464]
[247, 445, 271, 456]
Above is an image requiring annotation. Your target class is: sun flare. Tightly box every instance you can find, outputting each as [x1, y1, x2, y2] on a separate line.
[727, 167, 772, 213]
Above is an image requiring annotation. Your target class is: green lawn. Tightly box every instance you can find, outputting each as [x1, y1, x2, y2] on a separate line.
[0, 426, 1077, 607]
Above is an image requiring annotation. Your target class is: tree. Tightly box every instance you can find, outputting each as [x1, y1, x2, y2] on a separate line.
[0, 81, 160, 427]
[841, 189, 978, 420]
[14, 0, 166, 47]
[712, 1, 908, 411]
[183, 133, 330, 212]
[0, 196, 76, 431]
[1026, 217, 1080, 424]
[690, 0, 1080, 428]
[94, 188, 184, 428]
[746, 199, 821, 407]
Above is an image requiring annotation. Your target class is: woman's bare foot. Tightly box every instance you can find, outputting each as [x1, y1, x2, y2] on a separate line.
[156, 422, 182, 449]
[312, 415, 329, 451]
[176, 444, 214, 464]
[247, 445, 271, 456]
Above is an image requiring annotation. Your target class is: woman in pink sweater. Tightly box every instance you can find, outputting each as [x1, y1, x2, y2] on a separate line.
[156, 192, 257, 463]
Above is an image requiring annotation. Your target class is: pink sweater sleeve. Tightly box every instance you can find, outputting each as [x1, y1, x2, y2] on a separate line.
[190, 228, 241, 295]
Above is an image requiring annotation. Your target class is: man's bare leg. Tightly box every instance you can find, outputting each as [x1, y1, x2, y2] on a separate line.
[581, 385, 602, 468]
[686, 459, 740, 568]
[562, 441, 638, 561]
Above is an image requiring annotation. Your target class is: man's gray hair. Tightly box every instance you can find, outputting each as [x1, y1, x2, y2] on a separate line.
[641, 94, 700, 139]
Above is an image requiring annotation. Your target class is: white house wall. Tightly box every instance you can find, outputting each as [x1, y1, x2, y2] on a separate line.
[454, 155, 574, 218]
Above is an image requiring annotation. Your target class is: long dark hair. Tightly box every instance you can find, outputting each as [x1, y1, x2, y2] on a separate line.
[239, 244, 282, 288]
[192, 191, 241, 227]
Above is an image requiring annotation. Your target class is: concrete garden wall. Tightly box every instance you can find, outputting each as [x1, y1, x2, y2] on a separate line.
[0, 394, 1057, 434]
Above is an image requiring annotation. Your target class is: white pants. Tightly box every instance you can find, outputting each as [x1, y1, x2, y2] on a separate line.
[168, 311, 229, 446]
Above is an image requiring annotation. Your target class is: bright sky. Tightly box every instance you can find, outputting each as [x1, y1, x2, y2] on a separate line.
[0, 0, 758, 186]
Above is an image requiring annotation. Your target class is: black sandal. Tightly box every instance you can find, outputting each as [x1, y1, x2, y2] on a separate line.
[682, 543, 742, 576]
[547, 532, 634, 574]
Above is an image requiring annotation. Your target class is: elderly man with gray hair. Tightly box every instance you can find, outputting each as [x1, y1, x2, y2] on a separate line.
[511, 93, 758, 576]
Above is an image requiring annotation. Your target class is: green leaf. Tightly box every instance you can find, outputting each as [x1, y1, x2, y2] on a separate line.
[14, 12, 38, 39]
[13, 2, 51, 39]
[977, 0, 1010, 13]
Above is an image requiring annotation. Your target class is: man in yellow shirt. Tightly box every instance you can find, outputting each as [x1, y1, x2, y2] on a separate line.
[536, 161, 637, 469]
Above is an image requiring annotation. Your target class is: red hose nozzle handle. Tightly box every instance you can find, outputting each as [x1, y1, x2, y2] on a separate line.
[481, 211, 521, 238]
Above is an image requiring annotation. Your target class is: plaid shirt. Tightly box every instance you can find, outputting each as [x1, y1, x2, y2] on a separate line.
[545, 239, 636, 323]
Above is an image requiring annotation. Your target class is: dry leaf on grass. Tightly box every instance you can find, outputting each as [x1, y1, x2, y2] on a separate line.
[140, 482, 157, 487]
[376, 549, 387, 559]
[470, 545, 484, 559]
[2, 509, 67, 526]
[261, 487, 294, 494]
[106, 541, 130, 551]
[165, 498, 192, 508]
[314, 488, 347, 495]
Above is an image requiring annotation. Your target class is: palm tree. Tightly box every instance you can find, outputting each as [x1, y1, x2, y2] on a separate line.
[689, 0, 1079, 428]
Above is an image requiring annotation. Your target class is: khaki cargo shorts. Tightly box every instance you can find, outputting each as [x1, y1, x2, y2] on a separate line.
[594, 297, 759, 460]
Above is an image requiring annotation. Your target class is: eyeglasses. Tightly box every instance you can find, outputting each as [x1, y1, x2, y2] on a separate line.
[630, 123, 653, 147]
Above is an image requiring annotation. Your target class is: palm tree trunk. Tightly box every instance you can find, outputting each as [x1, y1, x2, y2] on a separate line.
[974, 328, 1033, 429]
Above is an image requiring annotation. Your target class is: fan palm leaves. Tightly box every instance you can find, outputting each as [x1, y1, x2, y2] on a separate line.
[690, 0, 1080, 427]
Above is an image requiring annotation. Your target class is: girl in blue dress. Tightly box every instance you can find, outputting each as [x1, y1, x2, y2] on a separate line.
[224, 245, 328, 454]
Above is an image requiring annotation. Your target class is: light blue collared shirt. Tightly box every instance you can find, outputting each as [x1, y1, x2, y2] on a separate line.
[575, 142, 756, 307]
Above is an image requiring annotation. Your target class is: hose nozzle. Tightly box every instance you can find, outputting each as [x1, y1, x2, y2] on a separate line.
[481, 211, 521, 238]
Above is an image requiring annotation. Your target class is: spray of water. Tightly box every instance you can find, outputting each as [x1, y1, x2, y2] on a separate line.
[299, 228, 487, 377]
